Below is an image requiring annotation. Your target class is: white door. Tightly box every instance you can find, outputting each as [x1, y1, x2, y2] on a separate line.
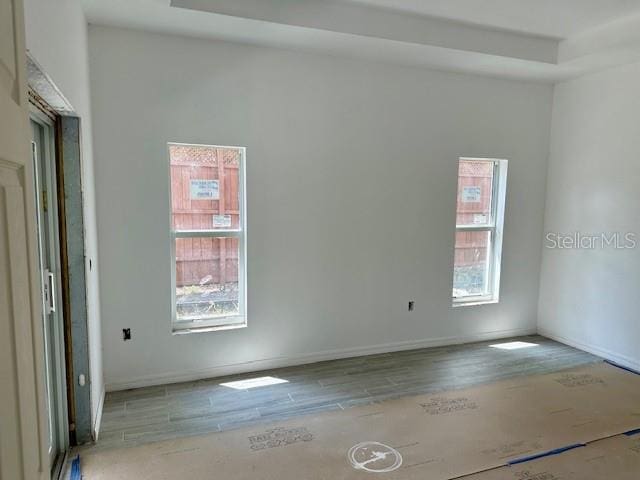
[0, 0, 51, 479]
[32, 115, 69, 472]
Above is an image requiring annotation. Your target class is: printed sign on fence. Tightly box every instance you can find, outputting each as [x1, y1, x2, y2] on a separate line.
[213, 215, 232, 228]
[462, 186, 481, 202]
[190, 179, 219, 200]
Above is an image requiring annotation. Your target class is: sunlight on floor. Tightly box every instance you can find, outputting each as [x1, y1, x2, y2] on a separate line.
[220, 376, 289, 389]
[489, 341, 539, 350]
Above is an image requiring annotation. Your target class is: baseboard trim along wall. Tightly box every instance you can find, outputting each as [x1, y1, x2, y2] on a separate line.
[105, 327, 537, 391]
[538, 328, 640, 373]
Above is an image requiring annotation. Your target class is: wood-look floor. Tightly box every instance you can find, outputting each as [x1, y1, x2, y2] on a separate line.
[95, 335, 598, 450]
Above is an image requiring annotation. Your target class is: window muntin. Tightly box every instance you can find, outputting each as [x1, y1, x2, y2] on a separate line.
[169, 143, 246, 331]
[453, 158, 507, 304]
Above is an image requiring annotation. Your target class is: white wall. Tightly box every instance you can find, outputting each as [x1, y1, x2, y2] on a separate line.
[538, 61, 640, 370]
[23, 0, 104, 434]
[88, 26, 553, 390]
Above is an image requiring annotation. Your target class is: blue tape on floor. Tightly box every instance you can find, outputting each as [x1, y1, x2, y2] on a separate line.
[624, 428, 640, 437]
[70, 455, 81, 480]
[508, 443, 585, 466]
[604, 360, 640, 376]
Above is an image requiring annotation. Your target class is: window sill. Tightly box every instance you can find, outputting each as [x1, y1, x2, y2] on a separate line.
[172, 321, 247, 335]
[452, 298, 499, 308]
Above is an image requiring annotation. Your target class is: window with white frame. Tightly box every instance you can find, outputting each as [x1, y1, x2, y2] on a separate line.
[452, 158, 507, 305]
[169, 143, 246, 331]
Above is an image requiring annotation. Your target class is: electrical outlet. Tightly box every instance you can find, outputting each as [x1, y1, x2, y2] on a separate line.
[408, 301, 415, 312]
[123, 328, 131, 341]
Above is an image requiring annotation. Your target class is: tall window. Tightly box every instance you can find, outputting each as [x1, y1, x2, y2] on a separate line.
[452, 158, 507, 305]
[169, 143, 246, 331]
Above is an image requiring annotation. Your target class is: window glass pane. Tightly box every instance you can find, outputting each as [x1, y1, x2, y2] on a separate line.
[456, 160, 494, 226]
[169, 145, 241, 231]
[453, 230, 491, 297]
[175, 237, 240, 321]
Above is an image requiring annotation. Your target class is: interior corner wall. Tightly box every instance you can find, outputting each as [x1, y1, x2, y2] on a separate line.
[538, 61, 640, 370]
[23, 0, 104, 436]
[88, 25, 553, 391]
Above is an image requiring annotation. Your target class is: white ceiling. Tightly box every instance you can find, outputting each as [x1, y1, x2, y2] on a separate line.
[344, 0, 640, 38]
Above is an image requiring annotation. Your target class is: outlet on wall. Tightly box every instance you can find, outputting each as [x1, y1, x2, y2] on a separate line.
[123, 328, 131, 341]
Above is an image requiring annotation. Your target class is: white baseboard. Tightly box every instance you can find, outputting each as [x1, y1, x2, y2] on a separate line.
[538, 327, 640, 372]
[92, 386, 106, 441]
[106, 327, 536, 391]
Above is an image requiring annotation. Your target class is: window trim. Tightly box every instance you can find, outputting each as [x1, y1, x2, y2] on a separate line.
[168, 142, 247, 333]
[452, 157, 507, 306]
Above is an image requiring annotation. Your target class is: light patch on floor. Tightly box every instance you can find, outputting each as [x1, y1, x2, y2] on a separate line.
[489, 341, 539, 350]
[220, 376, 289, 389]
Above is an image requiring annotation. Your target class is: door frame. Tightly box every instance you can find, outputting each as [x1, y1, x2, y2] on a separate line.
[27, 53, 95, 446]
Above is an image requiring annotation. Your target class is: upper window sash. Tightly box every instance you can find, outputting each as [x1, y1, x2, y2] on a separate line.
[455, 159, 499, 229]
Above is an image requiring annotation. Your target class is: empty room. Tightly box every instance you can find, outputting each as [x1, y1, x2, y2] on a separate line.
[2, 0, 640, 479]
